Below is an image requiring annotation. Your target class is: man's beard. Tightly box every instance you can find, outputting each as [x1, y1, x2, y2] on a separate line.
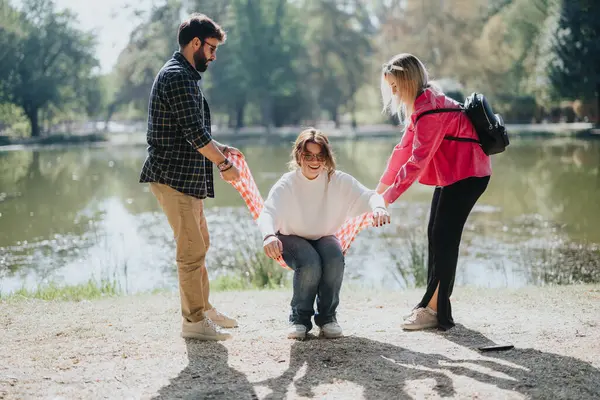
[193, 49, 209, 72]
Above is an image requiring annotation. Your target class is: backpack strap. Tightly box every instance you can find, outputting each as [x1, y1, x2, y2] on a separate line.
[414, 108, 463, 123]
[414, 108, 480, 144]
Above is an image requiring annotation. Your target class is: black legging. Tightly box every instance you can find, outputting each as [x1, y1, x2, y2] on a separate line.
[418, 175, 490, 330]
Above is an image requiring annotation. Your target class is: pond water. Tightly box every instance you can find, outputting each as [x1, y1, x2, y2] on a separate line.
[1, 136, 599, 295]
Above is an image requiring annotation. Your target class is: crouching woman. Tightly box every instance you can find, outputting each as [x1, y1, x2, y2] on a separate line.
[257, 128, 390, 340]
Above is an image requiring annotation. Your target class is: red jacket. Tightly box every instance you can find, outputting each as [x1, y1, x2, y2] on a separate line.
[381, 88, 492, 204]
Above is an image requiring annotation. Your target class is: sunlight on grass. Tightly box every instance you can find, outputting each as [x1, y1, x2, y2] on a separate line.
[0, 279, 120, 302]
[212, 261, 292, 292]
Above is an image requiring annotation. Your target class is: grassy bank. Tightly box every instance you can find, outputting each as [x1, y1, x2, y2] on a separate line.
[3, 123, 598, 150]
[3, 231, 598, 302]
[0, 132, 108, 148]
[0, 279, 121, 302]
[0, 265, 291, 302]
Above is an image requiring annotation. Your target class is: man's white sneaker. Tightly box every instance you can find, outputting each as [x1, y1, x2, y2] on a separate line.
[205, 308, 238, 328]
[287, 324, 307, 340]
[181, 318, 232, 341]
[402, 307, 438, 330]
[320, 322, 343, 339]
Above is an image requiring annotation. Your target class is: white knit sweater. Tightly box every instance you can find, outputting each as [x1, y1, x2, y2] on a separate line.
[257, 169, 385, 240]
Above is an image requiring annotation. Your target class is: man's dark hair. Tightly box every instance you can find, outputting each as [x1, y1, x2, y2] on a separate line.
[178, 13, 226, 47]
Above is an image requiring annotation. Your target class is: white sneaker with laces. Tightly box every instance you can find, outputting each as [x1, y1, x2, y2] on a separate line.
[402, 307, 438, 330]
[205, 308, 238, 328]
[320, 322, 344, 339]
[181, 318, 232, 340]
[287, 324, 307, 340]
[403, 307, 423, 320]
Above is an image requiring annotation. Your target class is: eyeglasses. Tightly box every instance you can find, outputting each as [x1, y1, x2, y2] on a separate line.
[203, 41, 217, 56]
[302, 153, 326, 162]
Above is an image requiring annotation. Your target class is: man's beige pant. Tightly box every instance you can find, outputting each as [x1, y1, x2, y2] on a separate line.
[150, 183, 212, 322]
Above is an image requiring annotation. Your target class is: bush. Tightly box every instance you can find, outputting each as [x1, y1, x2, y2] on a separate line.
[495, 95, 537, 124]
[573, 99, 599, 124]
[560, 101, 576, 123]
[549, 106, 562, 123]
[445, 90, 465, 103]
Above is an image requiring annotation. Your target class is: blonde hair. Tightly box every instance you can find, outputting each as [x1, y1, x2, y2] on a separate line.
[381, 53, 441, 125]
[288, 128, 336, 179]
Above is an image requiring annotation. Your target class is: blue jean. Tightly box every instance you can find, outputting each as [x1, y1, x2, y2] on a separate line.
[278, 234, 345, 331]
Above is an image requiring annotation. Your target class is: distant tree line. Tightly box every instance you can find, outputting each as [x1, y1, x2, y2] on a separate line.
[1, 0, 599, 137]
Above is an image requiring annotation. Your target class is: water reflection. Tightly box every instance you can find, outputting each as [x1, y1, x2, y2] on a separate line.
[0, 137, 599, 294]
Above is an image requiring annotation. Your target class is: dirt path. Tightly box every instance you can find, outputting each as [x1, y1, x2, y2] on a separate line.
[1, 285, 599, 399]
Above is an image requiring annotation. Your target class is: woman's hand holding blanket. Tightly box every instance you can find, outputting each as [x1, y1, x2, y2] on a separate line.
[263, 235, 283, 259]
[372, 207, 391, 227]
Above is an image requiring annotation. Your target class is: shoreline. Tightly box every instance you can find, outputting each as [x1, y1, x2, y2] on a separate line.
[1, 123, 599, 151]
[1, 284, 599, 399]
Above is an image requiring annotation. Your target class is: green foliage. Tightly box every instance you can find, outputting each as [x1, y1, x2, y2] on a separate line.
[111, 0, 377, 128]
[469, 0, 554, 104]
[304, 0, 374, 127]
[495, 95, 538, 124]
[201, 0, 313, 128]
[1, 279, 120, 301]
[2, 0, 600, 130]
[108, 0, 182, 121]
[212, 238, 291, 290]
[212, 260, 291, 291]
[383, 227, 428, 289]
[0, 103, 29, 136]
[0, 0, 100, 137]
[549, 0, 600, 122]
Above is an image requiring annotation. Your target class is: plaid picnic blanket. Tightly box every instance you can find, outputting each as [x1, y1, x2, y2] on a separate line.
[228, 153, 373, 269]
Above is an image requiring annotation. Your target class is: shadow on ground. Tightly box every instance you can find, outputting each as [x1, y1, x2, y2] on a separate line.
[154, 326, 599, 399]
[154, 340, 258, 399]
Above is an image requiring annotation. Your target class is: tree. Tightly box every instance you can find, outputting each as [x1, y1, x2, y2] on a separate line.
[0, 0, 99, 137]
[191, 0, 312, 129]
[0, 1, 22, 98]
[471, 0, 555, 122]
[549, 0, 600, 124]
[303, 0, 374, 128]
[375, 0, 489, 84]
[189, 1, 252, 128]
[107, 0, 182, 124]
[233, 0, 310, 130]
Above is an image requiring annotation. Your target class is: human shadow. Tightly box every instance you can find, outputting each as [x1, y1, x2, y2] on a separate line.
[154, 339, 258, 399]
[437, 324, 600, 399]
[257, 331, 600, 399]
[256, 336, 460, 399]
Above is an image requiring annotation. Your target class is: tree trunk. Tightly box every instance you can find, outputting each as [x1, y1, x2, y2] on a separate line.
[104, 103, 116, 132]
[236, 102, 245, 130]
[40, 108, 48, 135]
[262, 96, 273, 135]
[330, 108, 340, 129]
[351, 100, 358, 130]
[596, 82, 600, 127]
[25, 106, 40, 138]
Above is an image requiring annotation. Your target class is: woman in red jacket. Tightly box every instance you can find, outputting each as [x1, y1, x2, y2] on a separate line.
[377, 53, 492, 331]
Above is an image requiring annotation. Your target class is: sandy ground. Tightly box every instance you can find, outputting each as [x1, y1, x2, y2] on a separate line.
[1, 284, 599, 399]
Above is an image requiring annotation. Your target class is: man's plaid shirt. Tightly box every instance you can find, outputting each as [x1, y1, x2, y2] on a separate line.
[139, 51, 215, 199]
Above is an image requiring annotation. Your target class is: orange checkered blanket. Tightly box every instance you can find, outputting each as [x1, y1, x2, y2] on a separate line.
[228, 153, 373, 269]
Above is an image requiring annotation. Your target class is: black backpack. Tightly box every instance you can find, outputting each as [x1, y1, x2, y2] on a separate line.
[414, 93, 509, 155]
